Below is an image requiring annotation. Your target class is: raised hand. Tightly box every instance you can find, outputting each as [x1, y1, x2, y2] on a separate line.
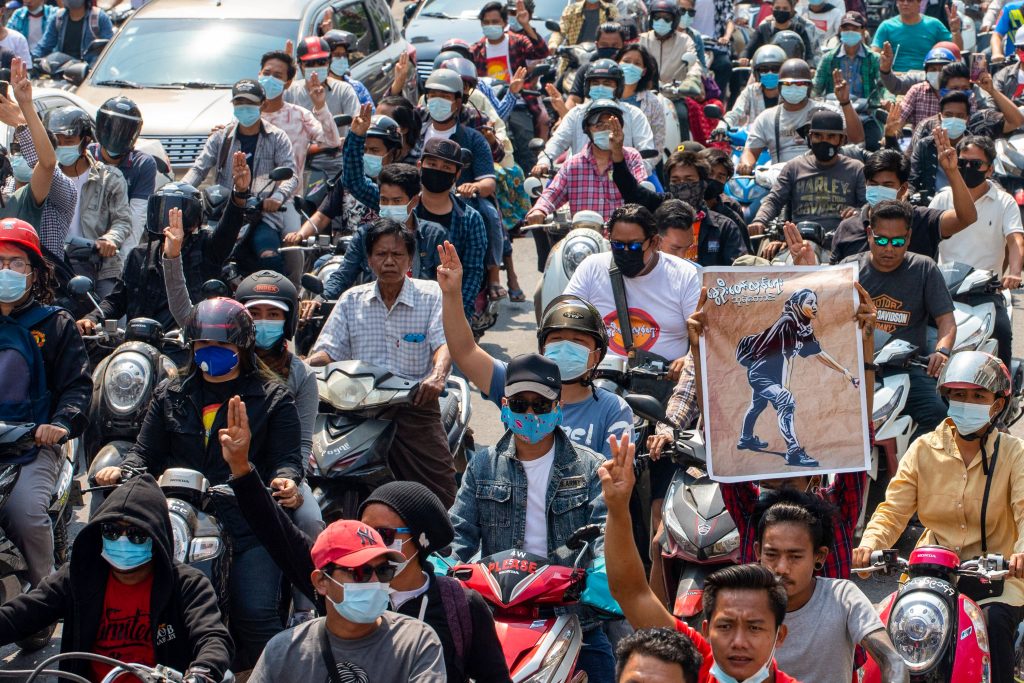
[933, 125, 958, 176]
[879, 41, 894, 72]
[232, 151, 251, 193]
[882, 99, 904, 138]
[854, 281, 877, 338]
[219, 395, 252, 475]
[9, 57, 31, 108]
[394, 51, 411, 89]
[351, 102, 373, 137]
[509, 66, 528, 95]
[435, 241, 464, 295]
[162, 207, 184, 259]
[686, 287, 708, 351]
[946, 3, 961, 33]
[306, 71, 327, 110]
[608, 116, 624, 158]
[784, 221, 818, 265]
[515, 0, 531, 28]
[598, 434, 636, 510]
[544, 82, 568, 118]
[832, 68, 849, 104]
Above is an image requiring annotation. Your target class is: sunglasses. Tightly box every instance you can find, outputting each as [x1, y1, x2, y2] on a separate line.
[334, 562, 398, 583]
[375, 526, 411, 546]
[101, 523, 150, 545]
[958, 159, 987, 171]
[507, 396, 558, 414]
[304, 59, 330, 68]
[610, 240, 646, 252]
[756, 65, 781, 74]
[680, 8, 696, 15]
[871, 235, 908, 248]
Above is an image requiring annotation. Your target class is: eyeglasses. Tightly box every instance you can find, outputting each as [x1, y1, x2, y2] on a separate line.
[100, 523, 150, 545]
[304, 59, 330, 68]
[778, 79, 812, 88]
[0, 257, 30, 273]
[334, 562, 398, 583]
[958, 159, 987, 171]
[374, 526, 411, 545]
[871, 235, 908, 248]
[507, 396, 558, 414]
[609, 240, 646, 252]
[755, 65, 781, 74]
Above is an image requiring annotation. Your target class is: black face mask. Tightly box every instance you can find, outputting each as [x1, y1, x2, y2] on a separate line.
[670, 180, 706, 208]
[960, 166, 988, 188]
[420, 167, 456, 194]
[810, 140, 839, 163]
[704, 178, 726, 201]
[773, 9, 792, 22]
[595, 46, 619, 59]
[612, 248, 647, 277]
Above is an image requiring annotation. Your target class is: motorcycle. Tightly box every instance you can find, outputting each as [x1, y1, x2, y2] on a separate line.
[533, 210, 605, 322]
[765, 220, 833, 265]
[308, 360, 472, 522]
[13, 651, 235, 682]
[447, 524, 602, 683]
[220, 166, 295, 289]
[859, 547, 1008, 683]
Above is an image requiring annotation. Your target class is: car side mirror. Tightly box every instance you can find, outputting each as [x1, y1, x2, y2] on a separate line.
[301, 273, 325, 295]
[269, 167, 294, 181]
[544, 19, 560, 32]
[154, 156, 171, 175]
[61, 61, 88, 86]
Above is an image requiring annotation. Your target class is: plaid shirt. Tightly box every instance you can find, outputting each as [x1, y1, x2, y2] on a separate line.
[720, 471, 867, 580]
[555, 0, 618, 46]
[900, 82, 941, 129]
[655, 353, 699, 438]
[534, 144, 646, 218]
[313, 277, 446, 380]
[14, 126, 75, 258]
[470, 31, 548, 76]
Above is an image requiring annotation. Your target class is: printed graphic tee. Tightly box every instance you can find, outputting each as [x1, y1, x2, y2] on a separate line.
[91, 571, 156, 682]
[484, 37, 511, 81]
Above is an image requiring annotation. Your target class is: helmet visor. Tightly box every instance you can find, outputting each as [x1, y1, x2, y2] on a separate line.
[97, 109, 142, 157]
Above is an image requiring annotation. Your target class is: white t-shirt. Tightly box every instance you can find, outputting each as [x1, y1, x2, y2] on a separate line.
[67, 170, 90, 239]
[932, 182, 1024, 274]
[24, 13, 45, 49]
[0, 30, 31, 64]
[800, 4, 845, 40]
[521, 446, 555, 556]
[484, 37, 511, 82]
[564, 251, 701, 360]
[423, 123, 456, 146]
[746, 100, 842, 164]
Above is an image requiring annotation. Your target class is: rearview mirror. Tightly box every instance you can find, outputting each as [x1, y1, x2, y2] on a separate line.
[528, 137, 546, 152]
[703, 104, 723, 120]
[200, 279, 230, 299]
[639, 149, 660, 159]
[86, 39, 109, 56]
[334, 114, 353, 128]
[403, 2, 417, 22]
[459, 148, 474, 167]
[544, 19, 561, 32]
[61, 61, 89, 86]
[301, 273, 325, 295]
[68, 275, 95, 297]
[566, 524, 602, 550]
[269, 167, 294, 181]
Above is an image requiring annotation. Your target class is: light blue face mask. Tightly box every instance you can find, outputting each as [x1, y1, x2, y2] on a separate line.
[589, 85, 614, 101]
[760, 72, 780, 89]
[101, 535, 154, 571]
[947, 400, 994, 435]
[708, 632, 778, 683]
[379, 202, 411, 224]
[591, 130, 612, 150]
[482, 24, 505, 40]
[941, 116, 967, 139]
[500, 404, 563, 444]
[680, 13, 694, 27]
[509, 16, 523, 31]
[9, 154, 32, 183]
[305, 66, 329, 83]
[865, 184, 899, 206]
[426, 97, 453, 122]
[543, 339, 592, 381]
[652, 18, 673, 36]
[234, 105, 261, 127]
[621, 63, 644, 85]
[254, 319, 286, 349]
[325, 574, 391, 623]
[331, 56, 350, 77]
[0, 268, 28, 303]
[363, 153, 384, 178]
[258, 74, 286, 100]
[779, 84, 808, 104]
[55, 145, 80, 166]
[840, 30, 862, 46]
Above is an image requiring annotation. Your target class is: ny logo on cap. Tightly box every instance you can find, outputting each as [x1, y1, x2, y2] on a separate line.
[356, 526, 376, 547]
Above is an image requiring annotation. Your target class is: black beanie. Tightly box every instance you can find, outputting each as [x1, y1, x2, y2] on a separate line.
[358, 481, 455, 555]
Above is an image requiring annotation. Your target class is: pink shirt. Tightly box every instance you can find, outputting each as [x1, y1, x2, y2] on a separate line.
[262, 101, 340, 188]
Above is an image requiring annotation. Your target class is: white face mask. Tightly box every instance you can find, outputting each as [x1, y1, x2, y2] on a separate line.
[708, 631, 779, 683]
[388, 537, 414, 577]
[947, 400, 995, 435]
[926, 71, 941, 90]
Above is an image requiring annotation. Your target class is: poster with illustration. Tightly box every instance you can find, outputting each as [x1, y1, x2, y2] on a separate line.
[698, 265, 870, 481]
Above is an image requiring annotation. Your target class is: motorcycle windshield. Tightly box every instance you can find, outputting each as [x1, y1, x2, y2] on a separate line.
[939, 261, 972, 293]
[479, 549, 553, 604]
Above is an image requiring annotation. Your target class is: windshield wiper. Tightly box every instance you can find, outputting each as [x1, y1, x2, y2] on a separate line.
[94, 79, 143, 89]
[169, 81, 226, 89]
[420, 11, 457, 19]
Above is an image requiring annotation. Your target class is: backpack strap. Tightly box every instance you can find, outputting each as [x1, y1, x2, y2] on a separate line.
[609, 264, 634, 357]
[217, 124, 238, 178]
[436, 575, 473, 666]
[979, 434, 1001, 555]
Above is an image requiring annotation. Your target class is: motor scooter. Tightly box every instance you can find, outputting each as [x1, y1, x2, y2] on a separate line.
[220, 166, 295, 289]
[448, 524, 601, 683]
[11, 651, 235, 682]
[533, 211, 605, 323]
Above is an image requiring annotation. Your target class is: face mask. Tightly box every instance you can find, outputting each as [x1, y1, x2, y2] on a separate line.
[420, 167, 456, 194]
[305, 66, 329, 83]
[810, 140, 839, 163]
[612, 247, 647, 277]
[591, 130, 612, 150]
[680, 13, 694, 27]
[234, 105, 261, 127]
[101, 535, 153, 571]
[709, 631, 778, 683]
[948, 400, 995, 435]
[960, 165, 987, 189]
[621, 63, 643, 85]
[55, 145, 80, 166]
[331, 56, 350, 76]
[760, 72, 780, 89]
[865, 184, 899, 206]
[426, 97, 453, 122]
[780, 84, 808, 104]
[9, 155, 32, 184]
[482, 24, 505, 40]
[194, 345, 239, 377]
[509, 16, 523, 31]
[257, 74, 285, 100]
[544, 340, 592, 381]
[652, 18, 673, 36]
[363, 154, 385, 178]
[379, 202, 411, 224]
[596, 46, 619, 59]
[388, 538, 414, 577]
[500, 404, 563, 444]
[589, 85, 615, 101]
[254, 319, 286, 349]
[325, 575, 391, 624]
[670, 180, 705, 207]
[0, 269, 28, 303]
[772, 8, 792, 22]
[840, 30, 862, 46]
[941, 116, 967, 139]
[704, 177, 725, 201]
[926, 71, 941, 90]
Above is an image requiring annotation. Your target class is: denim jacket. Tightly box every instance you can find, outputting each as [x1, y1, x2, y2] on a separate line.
[31, 8, 113, 66]
[7, 5, 57, 49]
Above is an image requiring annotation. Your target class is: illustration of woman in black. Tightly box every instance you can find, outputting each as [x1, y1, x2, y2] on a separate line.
[735, 289, 860, 467]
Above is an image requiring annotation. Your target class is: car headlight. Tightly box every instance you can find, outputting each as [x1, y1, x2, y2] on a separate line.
[872, 385, 904, 431]
[522, 619, 577, 683]
[169, 514, 189, 564]
[888, 592, 950, 672]
[190, 536, 222, 563]
[561, 234, 601, 279]
[710, 528, 740, 557]
[103, 351, 152, 416]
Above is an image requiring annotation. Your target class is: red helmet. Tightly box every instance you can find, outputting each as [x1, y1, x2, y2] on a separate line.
[932, 41, 962, 61]
[0, 218, 42, 261]
[297, 36, 331, 62]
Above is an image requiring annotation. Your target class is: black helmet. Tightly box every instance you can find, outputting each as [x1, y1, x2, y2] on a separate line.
[184, 297, 256, 351]
[235, 270, 299, 337]
[585, 58, 625, 98]
[778, 57, 812, 82]
[648, 0, 680, 29]
[440, 38, 473, 60]
[95, 96, 143, 158]
[323, 30, 355, 51]
[538, 295, 608, 362]
[771, 30, 806, 60]
[44, 106, 93, 140]
[366, 114, 403, 150]
[583, 98, 624, 127]
[147, 181, 203, 236]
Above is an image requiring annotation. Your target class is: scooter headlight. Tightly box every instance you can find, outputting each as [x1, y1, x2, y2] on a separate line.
[958, 311, 994, 351]
[561, 233, 601, 279]
[710, 528, 740, 558]
[169, 514, 189, 563]
[103, 351, 153, 416]
[321, 373, 400, 410]
[523, 619, 577, 683]
[888, 592, 950, 672]
[190, 536, 222, 563]
[872, 385, 904, 431]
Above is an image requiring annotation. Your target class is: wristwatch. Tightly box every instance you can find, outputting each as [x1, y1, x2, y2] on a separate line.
[937, 346, 952, 357]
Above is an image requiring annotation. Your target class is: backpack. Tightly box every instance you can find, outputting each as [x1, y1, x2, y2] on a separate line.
[735, 331, 760, 367]
[0, 305, 57, 431]
[436, 575, 474, 667]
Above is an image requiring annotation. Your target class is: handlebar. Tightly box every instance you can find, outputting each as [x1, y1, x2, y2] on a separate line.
[858, 549, 1010, 580]
[17, 652, 187, 683]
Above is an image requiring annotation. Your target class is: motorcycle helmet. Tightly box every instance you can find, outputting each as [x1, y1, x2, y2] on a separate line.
[296, 36, 331, 63]
[235, 270, 299, 337]
[440, 57, 479, 89]
[778, 57, 812, 83]
[146, 181, 203, 237]
[432, 50, 466, 69]
[538, 295, 608, 362]
[583, 98, 625, 127]
[44, 106, 93, 141]
[184, 297, 256, 351]
[366, 114, 403, 151]
[424, 68, 464, 97]
[323, 29, 355, 52]
[584, 58, 625, 99]
[938, 350, 1011, 398]
[647, 0, 680, 31]
[923, 46, 957, 67]
[0, 217, 43, 263]
[770, 29, 805, 60]
[932, 41, 962, 61]
[439, 38, 473, 60]
[752, 44, 786, 71]
[95, 96, 143, 158]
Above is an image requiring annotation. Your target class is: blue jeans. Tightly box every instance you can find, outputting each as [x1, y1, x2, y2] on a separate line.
[229, 543, 284, 670]
[250, 221, 284, 274]
[578, 626, 616, 683]
[905, 365, 948, 440]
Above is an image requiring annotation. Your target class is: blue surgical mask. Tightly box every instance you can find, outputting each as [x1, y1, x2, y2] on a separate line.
[254, 319, 286, 349]
[426, 97, 453, 122]
[865, 184, 899, 206]
[305, 66, 329, 83]
[680, 13, 694, 27]
[482, 24, 505, 40]
[941, 116, 967, 139]
[947, 400, 994, 435]
[331, 56, 350, 76]
[621, 63, 643, 85]
[194, 345, 240, 377]
[234, 105, 261, 127]
[544, 340, 592, 381]
[101, 535, 153, 571]
[325, 574, 391, 623]
[379, 202, 411, 224]
[780, 84, 808, 104]
[258, 74, 286, 100]
[589, 85, 614, 101]
[708, 632, 778, 683]
[509, 16, 523, 31]
[0, 269, 28, 303]
[760, 72, 779, 89]
[363, 153, 385, 178]
[55, 145, 80, 166]
[591, 130, 612, 150]
[840, 30, 862, 46]
[500, 404, 563, 444]
[652, 18, 673, 36]
[9, 155, 32, 183]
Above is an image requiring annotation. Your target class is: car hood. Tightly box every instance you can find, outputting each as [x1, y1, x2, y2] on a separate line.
[75, 83, 232, 136]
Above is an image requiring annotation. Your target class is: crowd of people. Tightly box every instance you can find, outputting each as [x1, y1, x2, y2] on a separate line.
[0, 0, 1021, 680]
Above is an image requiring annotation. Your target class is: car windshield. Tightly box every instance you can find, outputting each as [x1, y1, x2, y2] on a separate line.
[90, 18, 296, 88]
[419, 0, 561, 21]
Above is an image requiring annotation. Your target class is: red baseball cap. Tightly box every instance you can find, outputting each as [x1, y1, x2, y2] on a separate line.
[311, 520, 404, 570]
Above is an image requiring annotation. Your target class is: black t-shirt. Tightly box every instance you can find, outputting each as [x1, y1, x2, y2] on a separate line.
[764, 94, 779, 108]
[61, 16, 85, 59]
[416, 204, 453, 231]
[570, 68, 587, 100]
[830, 205, 945, 264]
[237, 131, 259, 174]
[579, 7, 601, 42]
[200, 378, 242, 446]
